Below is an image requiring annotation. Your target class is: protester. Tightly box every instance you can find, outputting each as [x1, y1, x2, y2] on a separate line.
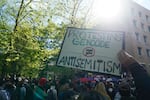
[4, 81, 15, 100]
[0, 80, 10, 100]
[114, 81, 136, 100]
[58, 82, 76, 100]
[33, 77, 48, 100]
[47, 82, 58, 100]
[77, 90, 106, 100]
[23, 79, 34, 100]
[105, 81, 116, 100]
[94, 82, 111, 100]
[118, 50, 150, 100]
[11, 78, 26, 100]
[1, 50, 150, 100]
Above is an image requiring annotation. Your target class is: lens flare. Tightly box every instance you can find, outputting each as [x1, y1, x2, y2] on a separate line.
[92, 0, 122, 21]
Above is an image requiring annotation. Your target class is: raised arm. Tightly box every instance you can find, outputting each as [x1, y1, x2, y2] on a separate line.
[118, 50, 150, 99]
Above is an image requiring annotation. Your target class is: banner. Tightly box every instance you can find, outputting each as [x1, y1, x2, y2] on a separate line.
[57, 27, 124, 76]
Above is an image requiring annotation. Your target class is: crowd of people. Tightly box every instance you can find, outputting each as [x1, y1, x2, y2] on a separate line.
[0, 50, 150, 100]
[0, 73, 135, 100]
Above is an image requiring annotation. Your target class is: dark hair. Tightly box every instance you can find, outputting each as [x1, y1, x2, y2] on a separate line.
[0, 80, 4, 86]
[119, 82, 131, 96]
[78, 91, 106, 100]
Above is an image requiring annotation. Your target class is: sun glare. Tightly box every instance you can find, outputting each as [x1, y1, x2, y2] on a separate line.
[92, 0, 122, 21]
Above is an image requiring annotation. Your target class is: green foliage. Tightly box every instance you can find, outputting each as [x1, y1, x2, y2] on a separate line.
[0, 0, 94, 77]
[39, 65, 76, 80]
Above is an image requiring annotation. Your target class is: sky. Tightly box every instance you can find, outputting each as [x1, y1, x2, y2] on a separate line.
[134, 0, 150, 10]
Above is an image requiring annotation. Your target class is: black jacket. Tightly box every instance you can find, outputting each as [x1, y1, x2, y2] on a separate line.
[129, 63, 150, 100]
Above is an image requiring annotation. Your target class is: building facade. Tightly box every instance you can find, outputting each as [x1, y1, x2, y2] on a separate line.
[129, 1, 150, 68]
[94, 0, 150, 69]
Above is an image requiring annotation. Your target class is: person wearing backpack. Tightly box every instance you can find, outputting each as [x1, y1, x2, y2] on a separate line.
[0, 80, 10, 100]
[11, 78, 26, 100]
[47, 85, 58, 100]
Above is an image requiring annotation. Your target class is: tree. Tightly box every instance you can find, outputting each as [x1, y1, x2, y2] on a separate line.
[0, 0, 49, 76]
[53, 0, 94, 28]
[0, 0, 95, 77]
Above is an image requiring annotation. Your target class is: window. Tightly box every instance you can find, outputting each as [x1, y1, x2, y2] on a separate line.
[148, 26, 150, 32]
[133, 20, 137, 27]
[139, 12, 142, 17]
[141, 23, 144, 30]
[137, 47, 142, 55]
[135, 32, 139, 41]
[143, 35, 147, 43]
[146, 15, 149, 21]
[146, 49, 150, 57]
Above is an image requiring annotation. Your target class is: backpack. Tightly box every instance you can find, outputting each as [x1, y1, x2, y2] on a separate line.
[12, 86, 26, 100]
[24, 84, 34, 100]
[0, 89, 10, 100]
[47, 89, 55, 100]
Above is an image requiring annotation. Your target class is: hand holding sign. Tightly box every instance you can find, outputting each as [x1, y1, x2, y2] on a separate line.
[118, 50, 137, 70]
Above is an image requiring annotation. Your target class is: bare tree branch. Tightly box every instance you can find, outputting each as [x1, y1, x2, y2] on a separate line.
[81, 0, 94, 28]
[18, 10, 34, 24]
[13, 0, 24, 32]
[19, 0, 33, 21]
[70, 0, 78, 25]
[74, 0, 83, 18]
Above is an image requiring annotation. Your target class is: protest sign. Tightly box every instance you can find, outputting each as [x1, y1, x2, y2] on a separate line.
[57, 27, 124, 76]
